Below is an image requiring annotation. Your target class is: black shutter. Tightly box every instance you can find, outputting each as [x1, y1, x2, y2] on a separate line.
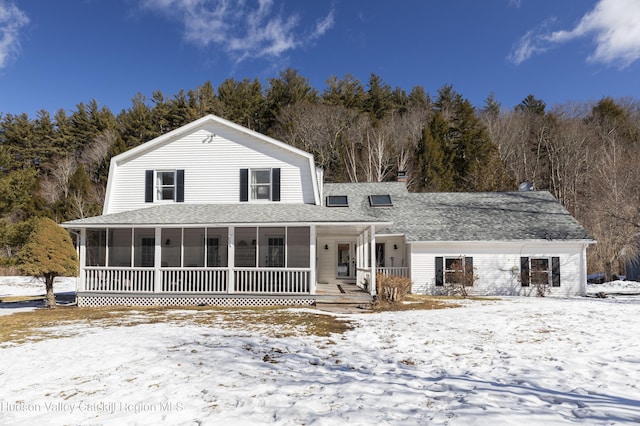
[176, 170, 185, 202]
[520, 257, 530, 287]
[272, 168, 281, 202]
[552, 257, 561, 287]
[435, 257, 443, 286]
[145, 170, 153, 203]
[465, 257, 474, 284]
[239, 169, 248, 202]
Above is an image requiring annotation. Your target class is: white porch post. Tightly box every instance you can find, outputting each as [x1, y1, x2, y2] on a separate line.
[228, 226, 235, 294]
[363, 228, 369, 270]
[309, 225, 316, 294]
[79, 228, 86, 292]
[154, 227, 162, 293]
[369, 225, 377, 297]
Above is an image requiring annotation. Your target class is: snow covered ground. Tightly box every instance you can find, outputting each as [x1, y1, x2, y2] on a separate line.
[1, 287, 639, 425]
[0, 276, 76, 297]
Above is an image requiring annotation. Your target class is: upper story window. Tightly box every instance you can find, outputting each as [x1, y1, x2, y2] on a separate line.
[327, 195, 349, 207]
[251, 169, 271, 200]
[157, 171, 176, 201]
[145, 169, 184, 203]
[240, 168, 281, 202]
[369, 194, 393, 207]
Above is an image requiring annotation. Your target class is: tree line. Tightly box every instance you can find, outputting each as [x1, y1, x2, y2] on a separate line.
[1, 68, 638, 280]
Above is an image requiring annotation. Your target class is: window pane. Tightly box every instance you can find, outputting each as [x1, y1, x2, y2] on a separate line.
[161, 228, 181, 267]
[235, 227, 256, 267]
[207, 228, 228, 267]
[369, 194, 392, 207]
[259, 227, 285, 267]
[159, 172, 175, 185]
[184, 228, 205, 267]
[134, 229, 155, 267]
[86, 229, 106, 266]
[108, 228, 131, 267]
[160, 187, 174, 200]
[287, 227, 310, 268]
[531, 258, 550, 284]
[327, 195, 348, 207]
[253, 170, 270, 184]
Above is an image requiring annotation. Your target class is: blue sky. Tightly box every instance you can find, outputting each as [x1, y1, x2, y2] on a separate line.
[1, 0, 639, 117]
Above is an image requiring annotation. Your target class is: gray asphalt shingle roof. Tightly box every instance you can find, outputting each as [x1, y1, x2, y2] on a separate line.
[63, 203, 386, 226]
[65, 182, 591, 242]
[324, 183, 592, 242]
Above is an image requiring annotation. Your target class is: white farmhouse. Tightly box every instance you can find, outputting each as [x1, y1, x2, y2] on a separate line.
[63, 114, 594, 306]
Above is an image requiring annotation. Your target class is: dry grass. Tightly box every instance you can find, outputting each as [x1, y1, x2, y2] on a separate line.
[372, 294, 462, 311]
[0, 305, 354, 345]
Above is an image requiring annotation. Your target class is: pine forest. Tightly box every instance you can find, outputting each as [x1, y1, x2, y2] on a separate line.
[1, 68, 638, 280]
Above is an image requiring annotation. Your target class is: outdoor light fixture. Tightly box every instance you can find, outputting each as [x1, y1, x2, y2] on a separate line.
[324, 244, 329, 250]
[165, 239, 171, 246]
[393, 244, 398, 250]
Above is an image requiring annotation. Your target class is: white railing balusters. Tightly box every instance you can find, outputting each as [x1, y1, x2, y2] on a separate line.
[376, 267, 409, 278]
[84, 267, 311, 294]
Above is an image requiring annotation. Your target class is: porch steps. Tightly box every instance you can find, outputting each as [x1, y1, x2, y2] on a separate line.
[314, 282, 373, 311]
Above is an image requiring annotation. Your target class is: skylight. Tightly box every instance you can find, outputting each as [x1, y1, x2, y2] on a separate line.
[326, 195, 349, 207]
[369, 194, 393, 207]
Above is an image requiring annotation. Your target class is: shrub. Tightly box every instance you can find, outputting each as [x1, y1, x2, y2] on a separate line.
[376, 273, 412, 303]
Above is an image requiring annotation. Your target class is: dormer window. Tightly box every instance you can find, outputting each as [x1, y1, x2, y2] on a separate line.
[326, 195, 349, 207]
[369, 194, 392, 207]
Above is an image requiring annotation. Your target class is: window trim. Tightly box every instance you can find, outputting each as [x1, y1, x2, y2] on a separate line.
[521, 256, 561, 288]
[250, 168, 272, 201]
[240, 168, 281, 202]
[156, 170, 177, 202]
[436, 256, 473, 287]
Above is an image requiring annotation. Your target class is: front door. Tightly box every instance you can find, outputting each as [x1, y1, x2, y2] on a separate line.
[336, 242, 355, 279]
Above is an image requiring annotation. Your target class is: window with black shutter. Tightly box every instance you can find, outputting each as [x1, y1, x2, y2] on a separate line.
[241, 168, 281, 202]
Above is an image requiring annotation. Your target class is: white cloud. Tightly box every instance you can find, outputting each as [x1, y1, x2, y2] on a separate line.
[0, 1, 29, 69]
[140, 0, 334, 63]
[510, 0, 640, 68]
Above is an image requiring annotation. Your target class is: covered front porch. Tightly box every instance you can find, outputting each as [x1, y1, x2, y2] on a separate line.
[70, 222, 393, 306]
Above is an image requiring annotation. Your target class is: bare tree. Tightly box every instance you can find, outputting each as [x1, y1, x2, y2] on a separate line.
[40, 156, 75, 204]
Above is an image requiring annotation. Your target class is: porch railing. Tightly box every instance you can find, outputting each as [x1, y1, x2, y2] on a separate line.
[83, 267, 311, 294]
[161, 268, 228, 293]
[84, 267, 155, 292]
[376, 267, 409, 278]
[234, 268, 310, 294]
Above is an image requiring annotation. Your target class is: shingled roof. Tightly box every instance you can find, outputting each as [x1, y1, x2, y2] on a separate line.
[63, 203, 388, 227]
[323, 182, 592, 242]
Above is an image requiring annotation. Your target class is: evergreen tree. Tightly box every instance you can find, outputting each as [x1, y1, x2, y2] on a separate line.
[322, 74, 366, 110]
[18, 217, 78, 307]
[265, 68, 317, 131]
[417, 112, 456, 191]
[217, 78, 266, 130]
[364, 73, 394, 121]
[515, 94, 546, 115]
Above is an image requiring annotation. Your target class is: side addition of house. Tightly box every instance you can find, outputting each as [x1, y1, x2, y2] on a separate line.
[63, 114, 594, 307]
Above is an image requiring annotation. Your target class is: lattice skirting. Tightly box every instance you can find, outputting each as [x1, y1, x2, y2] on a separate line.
[77, 293, 316, 308]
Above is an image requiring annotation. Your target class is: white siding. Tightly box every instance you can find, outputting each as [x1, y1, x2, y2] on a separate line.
[409, 241, 587, 297]
[106, 124, 317, 214]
